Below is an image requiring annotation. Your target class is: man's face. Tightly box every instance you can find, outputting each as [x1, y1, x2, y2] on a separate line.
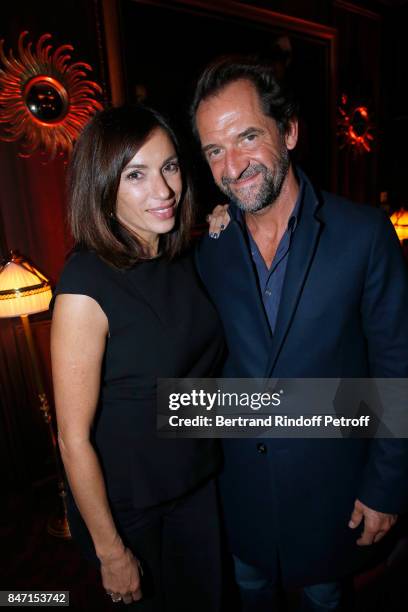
[196, 79, 297, 213]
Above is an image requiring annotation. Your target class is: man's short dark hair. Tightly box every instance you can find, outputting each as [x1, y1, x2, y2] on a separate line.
[190, 55, 298, 138]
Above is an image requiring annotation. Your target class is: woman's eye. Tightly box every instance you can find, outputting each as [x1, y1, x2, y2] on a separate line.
[163, 162, 179, 174]
[127, 171, 143, 180]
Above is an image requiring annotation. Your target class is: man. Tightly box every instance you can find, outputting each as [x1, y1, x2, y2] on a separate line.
[191, 56, 408, 611]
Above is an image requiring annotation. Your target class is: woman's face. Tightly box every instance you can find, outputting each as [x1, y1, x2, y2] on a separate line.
[116, 127, 182, 252]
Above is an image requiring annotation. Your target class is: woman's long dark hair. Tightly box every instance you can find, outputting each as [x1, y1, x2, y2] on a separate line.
[68, 105, 195, 268]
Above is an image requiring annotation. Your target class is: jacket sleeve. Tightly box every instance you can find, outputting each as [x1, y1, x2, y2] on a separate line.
[358, 211, 408, 513]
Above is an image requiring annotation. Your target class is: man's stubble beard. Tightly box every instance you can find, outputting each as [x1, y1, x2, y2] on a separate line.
[219, 144, 290, 213]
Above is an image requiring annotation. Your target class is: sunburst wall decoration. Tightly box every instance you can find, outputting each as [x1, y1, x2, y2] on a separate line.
[0, 31, 103, 158]
[337, 94, 375, 154]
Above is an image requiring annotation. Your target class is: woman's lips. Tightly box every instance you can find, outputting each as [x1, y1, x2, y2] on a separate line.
[148, 203, 176, 220]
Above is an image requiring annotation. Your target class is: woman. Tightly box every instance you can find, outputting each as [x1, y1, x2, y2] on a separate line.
[51, 105, 225, 610]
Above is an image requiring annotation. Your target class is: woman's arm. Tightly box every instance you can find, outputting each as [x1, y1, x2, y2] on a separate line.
[51, 294, 142, 604]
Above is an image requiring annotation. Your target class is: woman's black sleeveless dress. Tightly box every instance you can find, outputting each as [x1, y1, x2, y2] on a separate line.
[53, 248, 225, 610]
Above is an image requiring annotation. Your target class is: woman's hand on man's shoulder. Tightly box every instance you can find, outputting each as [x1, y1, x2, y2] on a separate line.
[206, 204, 230, 239]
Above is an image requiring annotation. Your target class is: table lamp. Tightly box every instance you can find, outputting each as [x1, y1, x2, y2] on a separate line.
[0, 251, 70, 538]
[391, 209, 408, 243]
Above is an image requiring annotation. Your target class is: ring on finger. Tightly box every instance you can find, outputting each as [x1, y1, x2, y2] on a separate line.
[110, 593, 122, 603]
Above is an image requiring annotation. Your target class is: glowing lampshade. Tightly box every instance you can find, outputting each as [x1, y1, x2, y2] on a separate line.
[0, 253, 52, 318]
[391, 209, 408, 243]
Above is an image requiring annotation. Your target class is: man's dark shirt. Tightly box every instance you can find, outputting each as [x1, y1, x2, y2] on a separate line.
[237, 177, 304, 333]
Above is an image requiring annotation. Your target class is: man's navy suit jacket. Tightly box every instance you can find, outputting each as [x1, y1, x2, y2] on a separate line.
[195, 170, 408, 587]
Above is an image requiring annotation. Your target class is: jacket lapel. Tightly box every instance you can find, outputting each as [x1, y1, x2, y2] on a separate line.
[226, 217, 272, 345]
[199, 209, 273, 376]
[265, 176, 324, 376]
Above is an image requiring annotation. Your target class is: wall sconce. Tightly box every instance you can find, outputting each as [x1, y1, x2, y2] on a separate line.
[338, 94, 375, 154]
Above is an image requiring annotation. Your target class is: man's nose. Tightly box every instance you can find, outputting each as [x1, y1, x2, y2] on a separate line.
[223, 149, 249, 181]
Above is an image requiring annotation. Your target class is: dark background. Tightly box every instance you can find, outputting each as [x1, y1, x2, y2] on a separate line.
[119, 0, 331, 211]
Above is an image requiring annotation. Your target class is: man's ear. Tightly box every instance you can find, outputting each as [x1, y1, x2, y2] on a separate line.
[285, 118, 298, 151]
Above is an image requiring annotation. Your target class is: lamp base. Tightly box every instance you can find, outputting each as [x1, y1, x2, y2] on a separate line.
[19, 313, 72, 541]
[47, 514, 71, 539]
[47, 483, 71, 539]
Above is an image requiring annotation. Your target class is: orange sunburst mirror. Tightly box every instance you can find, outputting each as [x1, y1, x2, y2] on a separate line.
[0, 31, 103, 158]
[337, 94, 375, 154]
